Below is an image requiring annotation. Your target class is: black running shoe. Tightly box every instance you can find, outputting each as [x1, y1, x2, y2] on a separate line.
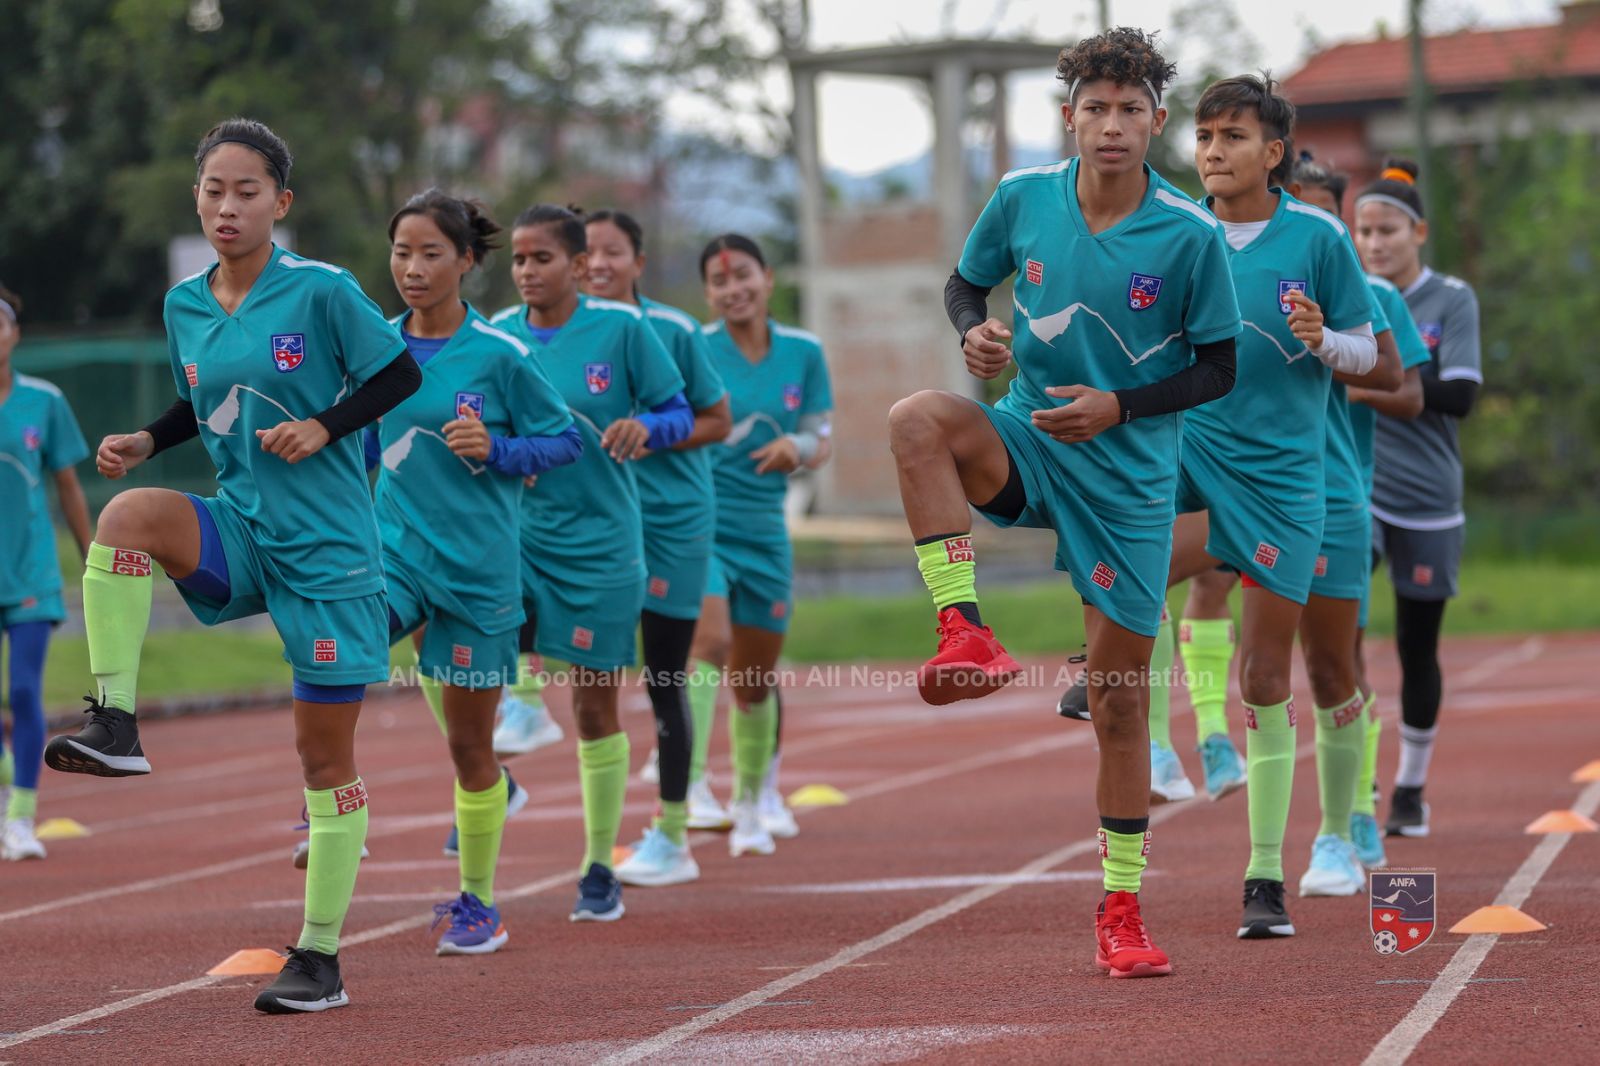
[44, 696, 151, 777]
[1384, 785, 1430, 838]
[1237, 878, 1296, 939]
[254, 947, 349, 1014]
[1056, 652, 1091, 721]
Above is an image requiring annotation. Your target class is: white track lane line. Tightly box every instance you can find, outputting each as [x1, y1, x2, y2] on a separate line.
[0, 977, 225, 1051]
[1362, 778, 1600, 1066]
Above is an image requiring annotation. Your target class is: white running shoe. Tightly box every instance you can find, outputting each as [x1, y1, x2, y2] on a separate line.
[1298, 834, 1365, 897]
[729, 799, 775, 857]
[638, 747, 660, 785]
[687, 777, 733, 830]
[1149, 742, 1197, 803]
[493, 694, 564, 757]
[758, 785, 799, 839]
[2, 818, 46, 861]
[615, 827, 700, 886]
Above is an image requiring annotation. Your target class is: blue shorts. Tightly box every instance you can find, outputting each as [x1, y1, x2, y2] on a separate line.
[386, 555, 518, 689]
[174, 494, 389, 686]
[642, 521, 713, 622]
[1175, 448, 1323, 605]
[0, 591, 65, 628]
[1309, 511, 1370, 604]
[978, 404, 1171, 638]
[705, 536, 793, 634]
[522, 560, 643, 672]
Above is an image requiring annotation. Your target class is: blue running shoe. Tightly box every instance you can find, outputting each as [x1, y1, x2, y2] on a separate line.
[615, 827, 700, 887]
[1298, 833, 1364, 897]
[432, 892, 508, 955]
[1350, 812, 1387, 868]
[493, 694, 563, 758]
[1149, 742, 1196, 803]
[1198, 733, 1247, 801]
[570, 862, 625, 922]
[504, 767, 530, 819]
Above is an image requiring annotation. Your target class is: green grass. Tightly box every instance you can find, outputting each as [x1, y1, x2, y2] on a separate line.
[39, 629, 292, 712]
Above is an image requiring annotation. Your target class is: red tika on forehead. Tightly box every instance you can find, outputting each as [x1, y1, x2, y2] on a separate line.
[719, 248, 732, 274]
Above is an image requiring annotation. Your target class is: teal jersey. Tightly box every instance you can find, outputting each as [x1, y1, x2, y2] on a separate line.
[636, 296, 725, 540]
[959, 158, 1241, 526]
[491, 295, 684, 587]
[0, 372, 88, 606]
[1351, 274, 1432, 497]
[1184, 191, 1374, 518]
[702, 318, 833, 544]
[165, 245, 406, 599]
[373, 305, 573, 628]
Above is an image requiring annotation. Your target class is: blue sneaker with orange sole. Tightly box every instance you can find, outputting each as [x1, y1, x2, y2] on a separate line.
[432, 892, 509, 955]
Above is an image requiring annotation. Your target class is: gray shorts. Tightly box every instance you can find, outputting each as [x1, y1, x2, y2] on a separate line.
[1372, 518, 1464, 601]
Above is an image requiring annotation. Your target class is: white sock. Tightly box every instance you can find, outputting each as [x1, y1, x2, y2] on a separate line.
[1395, 723, 1438, 788]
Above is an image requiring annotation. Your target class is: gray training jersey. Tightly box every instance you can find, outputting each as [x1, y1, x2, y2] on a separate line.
[1371, 268, 1482, 528]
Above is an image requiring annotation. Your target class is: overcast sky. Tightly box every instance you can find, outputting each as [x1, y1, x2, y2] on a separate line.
[665, 0, 1562, 173]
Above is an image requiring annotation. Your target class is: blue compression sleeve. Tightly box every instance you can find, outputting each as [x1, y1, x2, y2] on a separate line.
[635, 392, 692, 451]
[485, 423, 584, 477]
[6, 621, 51, 791]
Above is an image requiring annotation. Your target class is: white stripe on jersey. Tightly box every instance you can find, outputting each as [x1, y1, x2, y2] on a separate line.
[278, 254, 346, 276]
[1000, 159, 1073, 183]
[702, 320, 725, 335]
[13, 373, 65, 397]
[585, 297, 643, 319]
[1285, 199, 1349, 236]
[645, 305, 699, 334]
[470, 318, 530, 357]
[771, 322, 821, 345]
[1153, 188, 1217, 228]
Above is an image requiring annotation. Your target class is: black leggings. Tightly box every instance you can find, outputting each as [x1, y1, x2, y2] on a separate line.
[1394, 595, 1447, 732]
[640, 610, 695, 804]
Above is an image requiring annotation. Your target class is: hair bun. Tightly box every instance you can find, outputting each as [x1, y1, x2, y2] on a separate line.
[1380, 157, 1419, 184]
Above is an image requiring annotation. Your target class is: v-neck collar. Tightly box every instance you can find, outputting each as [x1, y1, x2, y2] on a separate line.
[1204, 189, 1289, 255]
[1066, 158, 1158, 242]
[397, 303, 474, 371]
[202, 243, 284, 321]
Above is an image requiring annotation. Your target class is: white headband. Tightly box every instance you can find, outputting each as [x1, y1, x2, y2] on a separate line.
[1068, 78, 1162, 108]
[1355, 192, 1422, 224]
[0, 299, 15, 325]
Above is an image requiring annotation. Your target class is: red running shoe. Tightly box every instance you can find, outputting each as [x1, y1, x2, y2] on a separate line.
[1095, 890, 1173, 978]
[915, 607, 1023, 706]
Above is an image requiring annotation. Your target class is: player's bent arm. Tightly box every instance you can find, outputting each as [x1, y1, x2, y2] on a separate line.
[486, 424, 583, 477]
[1110, 336, 1237, 423]
[676, 394, 731, 450]
[1349, 367, 1424, 419]
[1335, 328, 1402, 392]
[786, 411, 832, 468]
[141, 398, 201, 456]
[309, 349, 422, 442]
[944, 269, 994, 341]
[1421, 376, 1478, 418]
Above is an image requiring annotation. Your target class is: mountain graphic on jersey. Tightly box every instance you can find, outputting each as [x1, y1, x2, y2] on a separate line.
[203, 385, 299, 436]
[1012, 294, 1184, 366]
[1370, 870, 1436, 955]
[381, 425, 486, 476]
[1240, 321, 1310, 365]
[724, 412, 784, 451]
[271, 333, 305, 373]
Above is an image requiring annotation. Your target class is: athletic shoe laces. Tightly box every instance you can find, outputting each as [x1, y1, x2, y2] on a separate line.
[1106, 903, 1153, 952]
[433, 893, 489, 932]
[1312, 835, 1347, 868]
[1242, 879, 1285, 910]
[280, 946, 323, 978]
[1200, 736, 1233, 778]
[79, 695, 124, 736]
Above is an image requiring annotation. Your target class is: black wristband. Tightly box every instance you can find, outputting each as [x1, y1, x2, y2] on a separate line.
[140, 398, 200, 457]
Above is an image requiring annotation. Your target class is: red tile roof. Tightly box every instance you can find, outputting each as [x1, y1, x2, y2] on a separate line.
[1283, 10, 1600, 106]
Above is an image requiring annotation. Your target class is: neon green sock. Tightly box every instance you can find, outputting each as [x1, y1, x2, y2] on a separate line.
[1354, 691, 1381, 817]
[578, 732, 629, 870]
[1179, 617, 1235, 742]
[299, 778, 370, 954]
[730, 693, 777, 802]
[1244, 699, 1297, 882]
[456, 773, 508, 904]
[83, 541, 154, 714]
[411, 645, 448, 737]
[914, 534, 977, 610]
[1100, 827, 1150, 893]
[7, 786, 37, 821]
[656, 800, 688, 846]
[0, 748, 12, 788]
[687, 659, 720, 784]
[1315, 693, 1365, 838]
[509, 655, 546, 704]
[1148, 609, 1175, 751]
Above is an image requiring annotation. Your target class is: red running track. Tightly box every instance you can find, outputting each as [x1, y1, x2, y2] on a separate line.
[0, 633, 1596, 1064]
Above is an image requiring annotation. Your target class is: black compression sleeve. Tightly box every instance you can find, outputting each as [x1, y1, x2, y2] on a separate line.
[140, 398, 200, 457]
[944, 269, 993, 342]
[310, 350, 423, 443]
[1111, 336, 1237, 423]
[1421, 376, 1478, 417]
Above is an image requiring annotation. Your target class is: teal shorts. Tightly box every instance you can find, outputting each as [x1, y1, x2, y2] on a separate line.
[641, 521, 713, 622]
[523, 560, 644, 672]
[1175, 448, 1323, 606]
[0, 591, 65, 628]
[175, 494, 389, 686]
[386, 554, 518, 690]
[977, 404, 1172, 638]
[705, 535, 793, 634]
[1308, 511, 1370, 605]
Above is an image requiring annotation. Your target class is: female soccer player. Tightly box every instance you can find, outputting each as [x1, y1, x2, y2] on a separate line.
[584, 209, 730, 887]
[377, 190, 579, 952]
[690, 233, 833, 858]
[893, 28, 1238, 977]
[0, 283, 91, 862]
[491, 204, 691, 920]
[1354, 159, 1481, 840]
[45, 119, 421, 1013]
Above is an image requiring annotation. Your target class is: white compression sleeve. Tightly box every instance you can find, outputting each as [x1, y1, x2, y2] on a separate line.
[1312, 321, 1377, 375]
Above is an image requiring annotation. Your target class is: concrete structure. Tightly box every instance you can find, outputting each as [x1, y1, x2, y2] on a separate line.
[785, 40, 1064, 516]
[1283, 1, 1600, 213]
